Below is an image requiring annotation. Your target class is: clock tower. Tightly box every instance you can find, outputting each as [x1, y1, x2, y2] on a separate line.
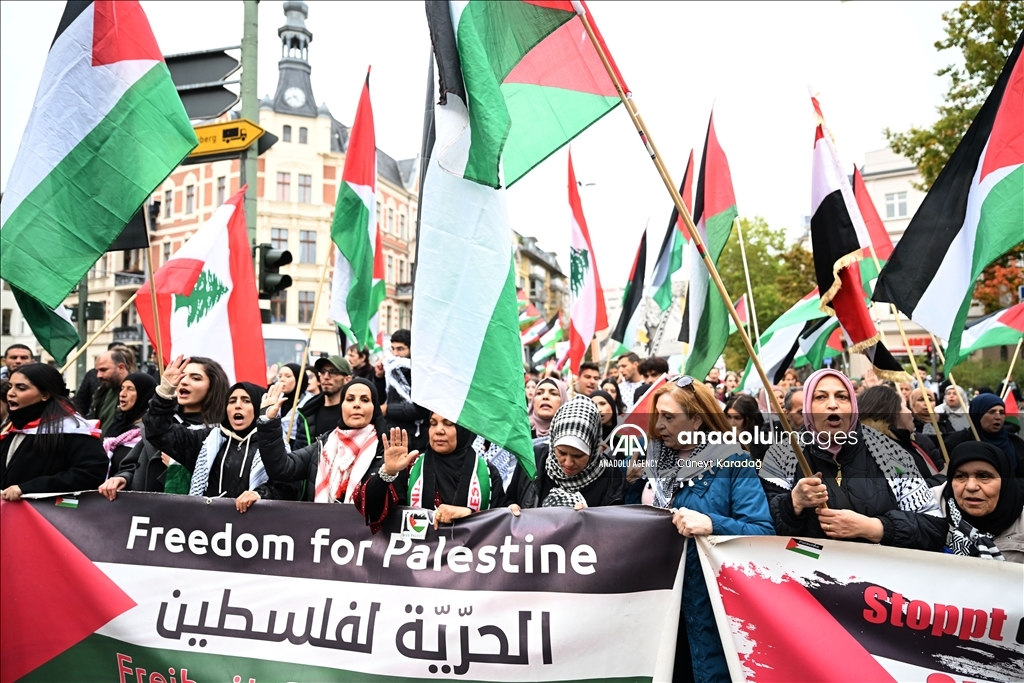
[271, 1, 317, 117]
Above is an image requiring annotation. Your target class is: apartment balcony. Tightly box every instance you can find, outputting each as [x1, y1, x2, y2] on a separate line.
[393, 282, 413, 302]
[114, 272, 146, 290]
[112, 325, 144, 343]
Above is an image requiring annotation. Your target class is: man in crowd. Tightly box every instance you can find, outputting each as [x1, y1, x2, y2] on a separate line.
[1, 344, 33, 381]
[706, 366, 721, 388]
[75, 342, 136, 416]
[299, 355, 352, 441]
[784, 387, 804, 429]
[643, 357, 669, 382]
[92, 349, 131, 435]
[382, 329, 430, 452]
[616, 352, 644, 412]
[575, 362, 601, 396]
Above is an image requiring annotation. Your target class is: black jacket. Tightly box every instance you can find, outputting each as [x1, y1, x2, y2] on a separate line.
[256, 415, 327, 501]
[0, 432, 107, 494]
[114, 414, 206, 492]
[297, 393, 340, 447]
[507, 442, 625, 509]
[73, 368, 101, 417]
[944, 428, 1024, 478]
[761, 432, 946, 551]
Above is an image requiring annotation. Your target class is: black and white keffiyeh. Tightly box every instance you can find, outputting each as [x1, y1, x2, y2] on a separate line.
[541, 396, 605, 507]
[542, 448, 605, 508]
[946, 501, 1005, 560]
[189, 427, 267, 497]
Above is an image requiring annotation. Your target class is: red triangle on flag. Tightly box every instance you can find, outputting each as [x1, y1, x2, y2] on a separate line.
[1, 500, 136, 683]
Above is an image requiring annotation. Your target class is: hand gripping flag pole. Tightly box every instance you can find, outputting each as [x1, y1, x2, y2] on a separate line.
[569, 1, 818, 482]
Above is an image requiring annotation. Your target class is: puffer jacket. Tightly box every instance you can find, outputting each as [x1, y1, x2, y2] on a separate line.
[760, 425, 947, 551]
[625, 446, 774, 683]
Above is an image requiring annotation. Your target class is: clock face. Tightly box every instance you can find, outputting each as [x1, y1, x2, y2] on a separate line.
[284, 87, 306, 108]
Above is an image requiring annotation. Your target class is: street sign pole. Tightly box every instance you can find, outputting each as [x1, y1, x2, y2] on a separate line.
[76, 275, 88, 384]
[241, 0, 259, 246]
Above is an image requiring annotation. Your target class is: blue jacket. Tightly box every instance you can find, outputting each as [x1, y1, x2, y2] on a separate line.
[626, 447, 774, 683]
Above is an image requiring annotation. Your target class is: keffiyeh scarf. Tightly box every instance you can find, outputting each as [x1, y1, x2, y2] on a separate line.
[946, 502, 1005, 561]
[542, 447, 606, 508]
[314, 424, 378, 503]
[189, 427, 267, 497]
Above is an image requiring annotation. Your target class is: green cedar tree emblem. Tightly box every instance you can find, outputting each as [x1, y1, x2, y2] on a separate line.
[570, 246, 589, 298]
[174, 269, 228, 326]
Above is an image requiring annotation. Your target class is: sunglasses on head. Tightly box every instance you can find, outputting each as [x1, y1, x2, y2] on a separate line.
[668, 375, 697, 391]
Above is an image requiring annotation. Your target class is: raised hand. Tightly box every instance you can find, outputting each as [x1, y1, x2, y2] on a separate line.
[162, 355, 190, 388]
[261, 380, 288, 420]
[381, 427, 420, 476]
[266, 363, 280, 386]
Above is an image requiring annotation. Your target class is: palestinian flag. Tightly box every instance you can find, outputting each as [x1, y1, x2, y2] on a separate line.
[852, 166, 894, 261]
[795, 317, 843, 369]
[135, 187, 266, 385]
[740, 288, 826, 392]
[533, 314, 567, 365]
[809, 97, 879, 353]
[728, 294, 749, 335]
[610, 228, 648, 349]
[330, 70, 386, 350]
[567, 152, 608, 374]
[424, 0, 625, 188]
[0, 1, 195, 361]
[874, 35, 1023, 367]
[522, 313, 554, 346]
[650, 150, 695, 311]
[682, 114, 739, 380]
[412, 55, 534, 477]
[1005, 391, 1020, 430]
[959, 303, 1024, 356]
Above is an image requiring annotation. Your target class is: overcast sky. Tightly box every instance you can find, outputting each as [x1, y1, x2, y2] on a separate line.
[1, 1, 959, 287]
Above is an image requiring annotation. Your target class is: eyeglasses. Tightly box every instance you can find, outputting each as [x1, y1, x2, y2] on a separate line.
[320, 368, 347, 378]
[668, 375, 696, 391]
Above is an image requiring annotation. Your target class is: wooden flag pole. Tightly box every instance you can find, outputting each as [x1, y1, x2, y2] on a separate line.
[735, 217, 763, 364]
[60, 294, 138, 375]
[928, 333, 982, 443]
[573, 4, 816, 481]
[142, 205, 165, 376]
[285, 249, 334, 436]
[1000, 337, 1022, 400]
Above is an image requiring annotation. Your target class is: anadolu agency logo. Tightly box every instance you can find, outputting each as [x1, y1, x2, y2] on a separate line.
[608, 423, 647, 466]
[401, 509, 430, 540]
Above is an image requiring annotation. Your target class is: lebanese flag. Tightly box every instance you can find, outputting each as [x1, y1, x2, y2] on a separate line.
[960, 303, 1024, 355]
[136, 187, 266, 384]
[567, 152, 608, 374]
[874, 35, 1023, 366]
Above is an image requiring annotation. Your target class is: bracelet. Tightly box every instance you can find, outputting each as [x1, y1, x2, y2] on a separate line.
[378, 464, 398, 483]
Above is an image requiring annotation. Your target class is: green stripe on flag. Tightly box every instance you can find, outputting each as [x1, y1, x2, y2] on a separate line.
[652, 231, 683, 312]
[10, 286, 78, 364]
[331, 182, 376, 348]
[685, 208, 736, 380]
[0, 64, 197, 308]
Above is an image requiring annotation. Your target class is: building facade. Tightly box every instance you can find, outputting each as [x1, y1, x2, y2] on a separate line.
[513, 233, 567, 320]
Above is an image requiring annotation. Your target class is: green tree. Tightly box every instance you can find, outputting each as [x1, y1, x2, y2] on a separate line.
[884, 1, 1023, 189]
[716, 217, 817, 372]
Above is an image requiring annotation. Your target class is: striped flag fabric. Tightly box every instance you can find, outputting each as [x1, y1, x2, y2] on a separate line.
[8, 290, 78, 364]
[567, 152, 608, 374]
[533, 318, 567, 365]
[330, 71, 385, 350]
[740, 289, 827, 392]
[959, 303, 1024, 356]
[852, 166, 894, 261]
[521, 313, 553, 347]
[874, 35, 1024, 367]
[795, 316, 842, 369]
[135, 187, 265, 385]
[424, 0, 625, 188]
[682, 113, 739, 380]
[610, 229, 648, 350]
[650, 150, 695, 311]
[728, 294, 749, 335]
[412, 56, 535, 477]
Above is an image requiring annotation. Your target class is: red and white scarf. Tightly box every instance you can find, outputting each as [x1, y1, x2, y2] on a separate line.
[1, 414, 101, 440]
[314, 424, 379, 504]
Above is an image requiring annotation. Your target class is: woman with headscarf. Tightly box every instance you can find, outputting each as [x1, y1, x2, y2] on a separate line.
[625, 376, 772, 683]
[1, 364, 107, 500]
[936, 385, 972, 433]
[931, 442, 1024, 562]
[945, 394, 1024, 477]
[350, 412, 507, 533]
[258, 377, 386, 503]
[529, 378, 567, 441]
[100, 356, 229, 498]
[909, 387, 943, 436]
[858, 385, 944, 486]
[276, 362, 312, 448]
[507, 396, 624, 510]
[101, 372, 157, 476]
[141, 356, 276, 512]
[760, 368, 946, 550]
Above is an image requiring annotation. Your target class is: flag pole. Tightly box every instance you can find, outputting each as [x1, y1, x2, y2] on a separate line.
[1000, 337, 1023, 400]
[142, 205, 165, 376]
[929, 332, 982, 442]
[59, 293, 139, 375]
[735, 218, 763, 364]
[285, 249, 334, 435]
[571, 3, 816, 481]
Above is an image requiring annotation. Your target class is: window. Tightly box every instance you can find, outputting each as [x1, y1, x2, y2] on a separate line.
[398, 304, 407, 329]
[164, 190, 172, 218]
[298, 291, 315, 324]
[216, 176, 226, 205]
[386, 255, 394, 284]
[385, 304, 392, 334]
[283, 125, 292, 142]
[271, 228, 288, 250]
[298, 174, 312, 203]
[399, 214, 406, 239]
[277, 172, 291, 201]
[387, 207, 395, 232]
[162, 242, 171, 264]
[376, 202, 382, 227]
[299, 127, 308, 144]
[300, 230, 316, 263]
[2, 309, 11, 336]
[185, 185, 195, 214]
[885, 191, 908, 219]
[398, 260, 406, 283]
[270, 292, 287, 323]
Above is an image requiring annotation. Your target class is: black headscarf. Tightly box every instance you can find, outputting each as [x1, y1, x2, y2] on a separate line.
[943, 441, 1024, 537]
[419, 421, 479, 508]
[281, 363, 309, 414]
[589, 389, 618, 441]
[338, 378, 386, 434]
[104, 372, 157, 438]
[222, 382, 266, 437]
[968, 394, 1016, 467]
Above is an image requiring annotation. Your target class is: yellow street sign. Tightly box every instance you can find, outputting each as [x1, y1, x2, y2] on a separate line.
[189, 118, 265, 158]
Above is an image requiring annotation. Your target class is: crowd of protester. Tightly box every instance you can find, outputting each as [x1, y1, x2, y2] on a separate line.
[1, 338, 1022, 682]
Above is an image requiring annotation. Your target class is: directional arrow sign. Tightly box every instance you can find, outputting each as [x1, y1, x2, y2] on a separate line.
[189, 119, 266, 158]
[166, 47, 241, 120]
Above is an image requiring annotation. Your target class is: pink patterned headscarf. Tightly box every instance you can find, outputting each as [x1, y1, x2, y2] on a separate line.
[802, 369, 859, 455]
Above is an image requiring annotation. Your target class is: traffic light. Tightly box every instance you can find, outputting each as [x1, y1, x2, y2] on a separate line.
[257, 243, 292, 299]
